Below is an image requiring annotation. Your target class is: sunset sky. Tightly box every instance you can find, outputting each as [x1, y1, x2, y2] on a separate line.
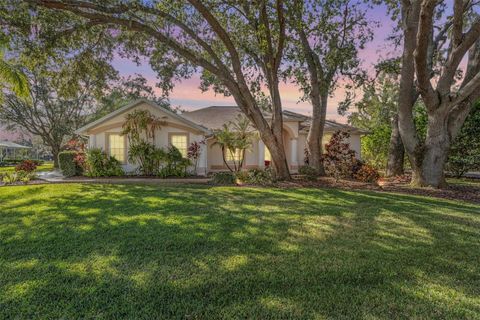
[112, 4, 395, 123]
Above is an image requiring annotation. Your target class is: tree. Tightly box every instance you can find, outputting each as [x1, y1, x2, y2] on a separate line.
[350, 74, 400, 172]
[0, 35, 29, 101]
[0, 53, 116, 168]
[286, 0, 373, 174]
[446, 102, 480, 177]
[19, 0, 293, 179]
[396, 0, 480, 187]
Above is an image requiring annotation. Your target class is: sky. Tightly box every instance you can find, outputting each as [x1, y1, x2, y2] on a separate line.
[111, 4, 395, 124]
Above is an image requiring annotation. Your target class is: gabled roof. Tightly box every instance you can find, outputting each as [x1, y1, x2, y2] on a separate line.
[75, 99, 210, 135]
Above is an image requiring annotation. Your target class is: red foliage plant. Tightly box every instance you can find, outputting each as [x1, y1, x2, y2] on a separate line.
[322, 131, 357, 181]
[15, 160, 37, 173]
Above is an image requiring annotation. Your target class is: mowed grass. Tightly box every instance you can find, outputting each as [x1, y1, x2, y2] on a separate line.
[0, 161, 54, 173]
[0, 184, 479, 319]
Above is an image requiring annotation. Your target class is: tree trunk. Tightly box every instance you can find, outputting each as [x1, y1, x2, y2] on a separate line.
[412, 111, 450, 188]
[52, 147, 60, 169]
[261, 130, 290, 180]
[307, 94, 327, 175]
[386, 114, 405, 177]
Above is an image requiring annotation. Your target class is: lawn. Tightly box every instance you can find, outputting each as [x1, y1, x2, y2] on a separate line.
[0, 184, 479, 319]
[0, 161, 54, 173]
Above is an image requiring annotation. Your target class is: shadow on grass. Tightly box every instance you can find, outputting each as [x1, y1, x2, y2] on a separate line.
[0, 184, 479, 319]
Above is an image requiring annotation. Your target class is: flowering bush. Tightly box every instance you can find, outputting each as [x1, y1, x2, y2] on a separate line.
[353, 164, 380, 183]
[323, 131, 357, 180]
[15, 160, 37, 173]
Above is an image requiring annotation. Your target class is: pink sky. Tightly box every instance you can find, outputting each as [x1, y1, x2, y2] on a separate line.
[112, 5, 395, 124]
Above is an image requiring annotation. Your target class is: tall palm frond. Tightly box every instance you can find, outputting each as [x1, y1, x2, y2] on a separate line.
[0, 47, 29, 100]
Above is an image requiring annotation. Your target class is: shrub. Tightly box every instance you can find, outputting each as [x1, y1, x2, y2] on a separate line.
[298, 165, 319, 181]
[2, 172, 18, 184]
[323, 131, 357, 180]
[159, 146, 191, 178]
[211, 172, 236, 185]
[58, 151, 78, 177]
[85, 148, 123, 177]
[235, 168, 276, 185]
[353, 164, 380, 183]
[15, 160, 37, 173]
[2, 171, 36, 185]
[446, 102, 480, 177]
[128, 141, 165, 176]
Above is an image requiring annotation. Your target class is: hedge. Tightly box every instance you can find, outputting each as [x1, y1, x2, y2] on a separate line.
[58, 151, 78, 177]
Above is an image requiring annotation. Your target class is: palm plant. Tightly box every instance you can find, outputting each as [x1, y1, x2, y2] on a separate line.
[212, 115, 254, 172]
[0, 39, 29, 101]
[121, 109, 164, 143]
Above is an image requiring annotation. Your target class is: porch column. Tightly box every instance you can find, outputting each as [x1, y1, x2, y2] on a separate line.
[89, 134, 96, 148]
[258, 139, 265, 168]
[197, 141, 208, 176]
[290, 138, 298, 170]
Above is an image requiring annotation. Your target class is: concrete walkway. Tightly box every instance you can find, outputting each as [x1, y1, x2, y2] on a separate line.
[37, 170, 211, 185]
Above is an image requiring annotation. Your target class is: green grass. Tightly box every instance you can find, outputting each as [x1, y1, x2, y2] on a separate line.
[0, 184, 479, 319]
[448, 177, 480, 187]
[0, 161, 54, 173]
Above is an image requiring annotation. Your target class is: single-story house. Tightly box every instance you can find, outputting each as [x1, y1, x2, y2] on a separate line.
[75, 99, 365, 175]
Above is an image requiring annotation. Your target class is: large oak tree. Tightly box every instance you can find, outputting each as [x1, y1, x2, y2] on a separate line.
[17, 0, 294, 179]
[397, 0, 480, 187]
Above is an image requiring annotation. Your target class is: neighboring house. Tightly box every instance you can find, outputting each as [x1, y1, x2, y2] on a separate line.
[76, 99, 365, 175]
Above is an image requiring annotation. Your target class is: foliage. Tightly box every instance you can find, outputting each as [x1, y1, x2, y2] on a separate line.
[1, 170, 35, 184]
[235, 168, 276, 186]
[213, 115, 255, 172]
[122, 110, 164, 144]
[298, 165, 319, 181]
[128, 143, 191, 178]
[92, 75, 170, 120]
[349, 75, 398, 169]
[211, 172, 236, 185]
[84, 148, 123, 177]
[323, 131, 357, 181]
[447, 103, 480, 177]
[15, 160, 37, 173]
[0, 35, 29, 102]
[159, 146, 191, 178]
[58, 151, 80, 177]
[128, 141, 164, 176]
[187, 140, 205, 173]
[353, 164, 381, 183]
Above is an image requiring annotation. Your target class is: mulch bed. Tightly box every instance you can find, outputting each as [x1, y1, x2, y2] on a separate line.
[277, 175, 480, 204]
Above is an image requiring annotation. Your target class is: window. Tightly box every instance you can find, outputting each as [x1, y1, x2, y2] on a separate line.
[108, 134, 125, 163]
[225, 148, 242, 161]
[170, 134, 188, 157]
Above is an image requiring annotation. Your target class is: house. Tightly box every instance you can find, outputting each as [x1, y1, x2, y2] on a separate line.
[75, 99, 365, 175]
